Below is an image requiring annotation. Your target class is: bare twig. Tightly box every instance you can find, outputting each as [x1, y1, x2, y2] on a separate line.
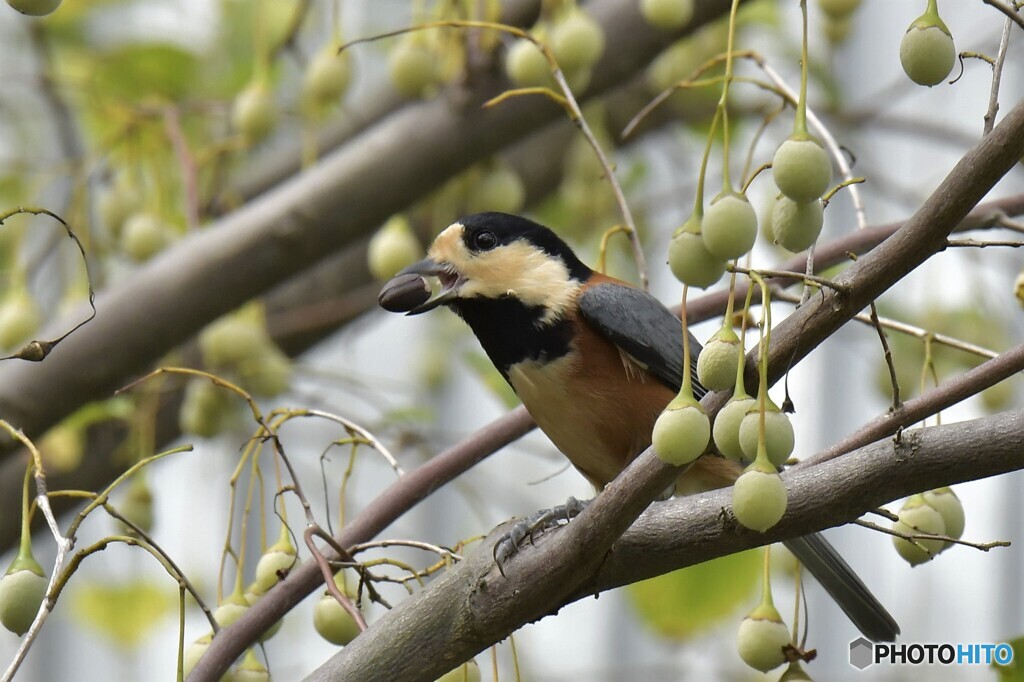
[981, 0, 1024, 31]
[869, 302, 901, 410]
[801, 343, 1024, 468]
[853, 518, 1010, 553]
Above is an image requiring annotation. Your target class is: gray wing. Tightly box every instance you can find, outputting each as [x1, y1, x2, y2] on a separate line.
[578, 282, 704, 397]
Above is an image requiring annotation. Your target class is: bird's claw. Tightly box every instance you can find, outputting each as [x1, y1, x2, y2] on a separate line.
[493, 496, 591, 575]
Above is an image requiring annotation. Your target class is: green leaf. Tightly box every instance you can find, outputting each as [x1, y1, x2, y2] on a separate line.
[70, 579, 174, 648]
[94, 44, 200, 101]
[627, 549, 760, 639]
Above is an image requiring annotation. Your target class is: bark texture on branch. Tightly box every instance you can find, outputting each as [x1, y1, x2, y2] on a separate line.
[308, 409, 1024, 681]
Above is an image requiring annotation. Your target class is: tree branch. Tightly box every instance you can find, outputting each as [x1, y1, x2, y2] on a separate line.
[308, 409, 1024, 681]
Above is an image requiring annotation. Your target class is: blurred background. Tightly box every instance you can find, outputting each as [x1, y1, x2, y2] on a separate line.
[0, 0, 1021, 680]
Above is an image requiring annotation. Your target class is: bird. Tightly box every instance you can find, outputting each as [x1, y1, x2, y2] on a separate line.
[378, 211, 899, 642]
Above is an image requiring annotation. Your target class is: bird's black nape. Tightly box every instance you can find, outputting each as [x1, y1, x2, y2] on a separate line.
[458, 213, 592, 282]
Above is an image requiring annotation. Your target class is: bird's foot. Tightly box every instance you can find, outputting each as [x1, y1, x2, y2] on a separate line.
[493, 496, 591, 575]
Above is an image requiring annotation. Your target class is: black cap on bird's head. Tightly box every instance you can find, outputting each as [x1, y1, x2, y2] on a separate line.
[378, 213, 591, 315]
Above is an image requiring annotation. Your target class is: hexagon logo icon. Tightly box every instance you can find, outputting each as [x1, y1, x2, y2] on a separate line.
[849, 637, 874, 670]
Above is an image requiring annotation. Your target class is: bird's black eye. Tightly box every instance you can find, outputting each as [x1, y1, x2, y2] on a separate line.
[472, 230, 498, 251]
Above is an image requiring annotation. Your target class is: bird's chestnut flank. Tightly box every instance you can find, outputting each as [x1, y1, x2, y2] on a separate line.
[379, 212, 899, 643]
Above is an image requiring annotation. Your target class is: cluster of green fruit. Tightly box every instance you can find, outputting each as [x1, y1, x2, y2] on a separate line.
[98, 175, 179, 263]
[668, 133, 833, 290]
[184, 549, 363, 678]
[891, 487, 965, 566]
[505, 6, 606, 92]
[180, 307, 293, 437]
[232, 44, 352, 145]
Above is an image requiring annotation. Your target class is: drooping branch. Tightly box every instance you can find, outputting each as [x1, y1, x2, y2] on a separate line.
[307, 409, 1024, 681]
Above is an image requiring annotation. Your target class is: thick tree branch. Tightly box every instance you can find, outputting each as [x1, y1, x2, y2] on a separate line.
[308, 409, 1024, 681]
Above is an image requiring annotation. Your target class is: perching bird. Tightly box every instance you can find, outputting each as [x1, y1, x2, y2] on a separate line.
[378, 212, 899, 642]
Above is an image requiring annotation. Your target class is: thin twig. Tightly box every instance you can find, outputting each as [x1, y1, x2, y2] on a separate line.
[985, 17, 1013, 135]
[303, 526, 368, 630]
[946, 238, 1024, 248]
[853, 518, 1010, 553]
[981, 0, 1024, 31]
[729, 264, 850, 295]
[869, 302, 901, 410]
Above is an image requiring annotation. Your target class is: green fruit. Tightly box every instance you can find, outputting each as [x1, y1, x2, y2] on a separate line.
[199, 313, 268, 369]
[550, 9, 605, 74]
[640, 0, 695, 30]
[738, 399, 795, 466]
[118, 477, 154, 535]
[891, 495, 946, 566]
[238, 346, 293, 397]
[253, 528, 297, 594]
[6, 0, 60, 16]
[183, 633, 213, 677]
[240, 590, 283, 643]
[227, 649, 270, 682]
[389, 38, 438, 98]
[900, 20, 955, 87]
[0, 557, 47, 636]
[713, 396, 756, 460]
[0, 289, 41, 350]
[98, 177, 143, 238]
[701, 192, 758, 260]
[923, 487, 964, 546]
[817, 0, 861, 18]
[696, 326, 741, 392]
[771, 195, 824, 252]
[303, 46, 352, 108]
[732, 462, 787, 532]
[1016, 271, 1024, 308]
[179, 378, 234, 438]
[120, 212, 174, 262]
[213, 593, 250, 628]
[232, 81, 279, 144]
[467, 164, 526, 215]
[506, 38, 551, 87]
[313, 593, 361, 645]
[778, 661, 814, 680]
[652, 393, 711, 465]
[668, 216, 726, 289]
[39, 423, 84, 473]
[772, 137, 832, 203]
[436, 660, 482, 682]
[736, 604, 790, 672]
[824, 15, 855, 45]
[367, 215, 423, 280]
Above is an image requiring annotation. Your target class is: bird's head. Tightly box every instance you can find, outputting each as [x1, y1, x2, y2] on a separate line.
[380, 212, 591, 318]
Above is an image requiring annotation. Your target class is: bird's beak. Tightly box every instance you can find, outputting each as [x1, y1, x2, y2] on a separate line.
[379, 258, 465, 315]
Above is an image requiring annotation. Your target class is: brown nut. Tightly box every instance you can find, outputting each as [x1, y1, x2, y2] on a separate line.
[378, 273, 431, 313]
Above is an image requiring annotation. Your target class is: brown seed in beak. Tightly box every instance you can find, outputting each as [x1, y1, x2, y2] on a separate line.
[378, 273, 431, 313]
